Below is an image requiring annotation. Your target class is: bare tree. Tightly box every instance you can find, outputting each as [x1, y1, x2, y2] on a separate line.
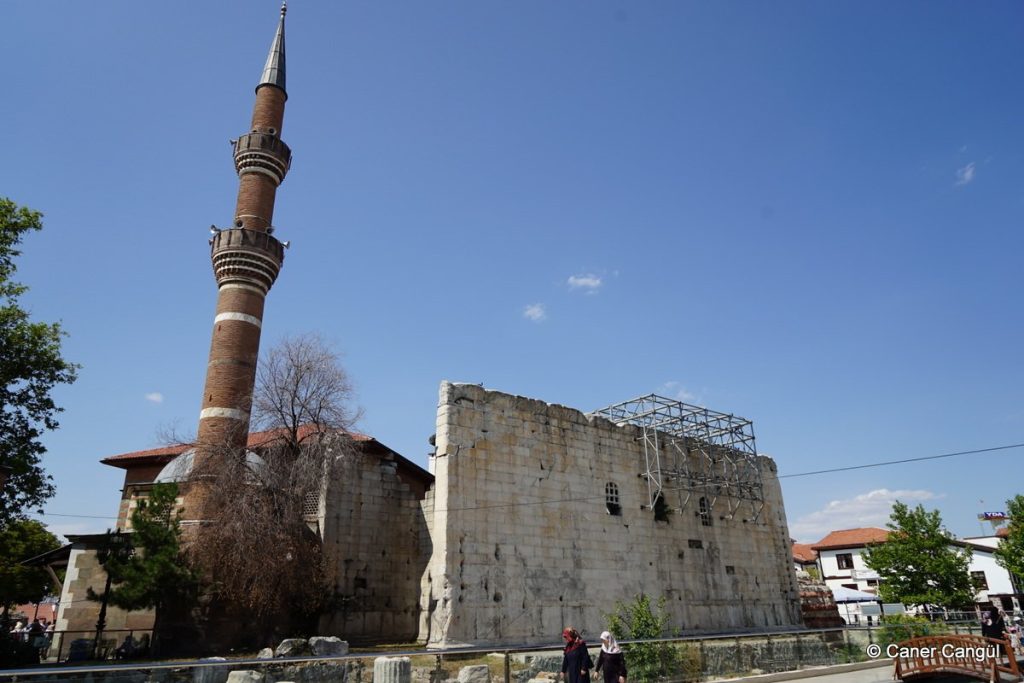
[187, 333, 361, 632]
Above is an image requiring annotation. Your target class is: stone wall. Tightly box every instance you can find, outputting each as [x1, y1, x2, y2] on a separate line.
[318, 445, 431, 642]
[419, 382, 802, 647]
[55, 545, 155, 636]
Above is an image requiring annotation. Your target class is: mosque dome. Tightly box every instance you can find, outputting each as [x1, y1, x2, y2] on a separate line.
[154, 449, 266, 483]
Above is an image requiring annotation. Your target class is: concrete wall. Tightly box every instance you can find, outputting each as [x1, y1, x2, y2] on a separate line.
[318, 447, 430, 642]
[419, 382, 801, 647]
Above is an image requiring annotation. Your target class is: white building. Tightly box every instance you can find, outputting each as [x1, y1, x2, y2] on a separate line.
[811, 527, 1021, 614]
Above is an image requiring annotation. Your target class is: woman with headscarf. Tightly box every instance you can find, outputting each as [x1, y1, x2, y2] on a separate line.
[560, 627, 593, 683]
[982, 608, 1007, 656]
[596, 631, 627, 683]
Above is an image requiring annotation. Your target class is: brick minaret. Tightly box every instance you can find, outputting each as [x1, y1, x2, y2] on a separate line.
[191, 3, 291, 502]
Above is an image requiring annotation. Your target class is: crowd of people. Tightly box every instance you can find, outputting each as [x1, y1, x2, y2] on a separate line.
[7, 619, 54, 649]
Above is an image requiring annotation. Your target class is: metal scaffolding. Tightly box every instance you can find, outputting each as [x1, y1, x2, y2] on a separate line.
[592, 394, 765, 522]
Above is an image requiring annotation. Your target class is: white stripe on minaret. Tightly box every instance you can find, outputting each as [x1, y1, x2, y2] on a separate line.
[214, 312, 263, 328]
[219, 283, 266, 295]
[199, 407, 250, 421]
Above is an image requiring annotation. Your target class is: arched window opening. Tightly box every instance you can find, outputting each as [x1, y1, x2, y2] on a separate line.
[654, 493, 670, 522]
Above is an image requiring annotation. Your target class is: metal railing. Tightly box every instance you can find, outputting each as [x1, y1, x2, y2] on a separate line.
[1, 624, 1018, 682]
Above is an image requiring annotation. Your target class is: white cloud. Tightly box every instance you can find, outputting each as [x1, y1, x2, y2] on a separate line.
[523, 303, 546, 322]
[661, 381, 698, 403]
[789, 488, 941, 543]
[954, 162, 976, 187]
[145, 392, 164, 404]
[567, 274, 602, 293]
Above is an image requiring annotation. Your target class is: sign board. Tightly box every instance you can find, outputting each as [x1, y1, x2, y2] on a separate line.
[979, 512, 1008, 521]
[882, 603, 907, 615]
[861, 604, 881, 616]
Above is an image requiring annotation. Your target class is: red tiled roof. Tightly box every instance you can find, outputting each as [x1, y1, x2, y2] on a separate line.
[101, 426, 372, 469]
[792, 542, 818, 563]
[812, 527, 890, 550]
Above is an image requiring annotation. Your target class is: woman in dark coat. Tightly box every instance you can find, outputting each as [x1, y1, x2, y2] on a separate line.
[596, 631, 627, 683]
[561, 628, 593, 683]
[982, 609, 1007, 656]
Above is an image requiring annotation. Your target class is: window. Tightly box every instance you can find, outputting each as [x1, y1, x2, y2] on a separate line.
[836, 553, 854, 570]
[302, 491, 320, 519]
[605, 482, 621, 516]
[866, 579, 879, 587]
[653, 493, 670, 522]
[688, 539, 703, 549]
[725, 565, 735, 575]
[699, 497, 712, 527]
[972, 571, 988, 590]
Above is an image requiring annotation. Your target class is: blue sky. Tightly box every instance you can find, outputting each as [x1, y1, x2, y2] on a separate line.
[3, 1, 1022, 544]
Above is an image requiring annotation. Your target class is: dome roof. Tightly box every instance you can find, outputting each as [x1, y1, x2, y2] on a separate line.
[154, 449, 266, 483]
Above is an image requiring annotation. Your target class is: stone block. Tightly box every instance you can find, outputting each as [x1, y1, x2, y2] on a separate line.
[257, 647, 274, 659]
[309, 636, 349, 657]
[226, 671, 264, 683]
[193, 658, 230, 683]
[457, 665, 490, 683]
[275, 638, 309, 658]
[374, 656, 411, 683]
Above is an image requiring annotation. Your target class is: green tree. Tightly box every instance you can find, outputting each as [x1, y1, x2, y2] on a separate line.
[92, 483, 197, 618]
[994, 495, 1024, 586]
[863, 501, 974, 609]
[606, 594, 697, 683]
[0, 199, 78, 526]
[0, 519, 61, 625]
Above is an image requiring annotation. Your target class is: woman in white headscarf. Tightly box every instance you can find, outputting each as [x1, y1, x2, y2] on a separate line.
[595, 631, 627, 683]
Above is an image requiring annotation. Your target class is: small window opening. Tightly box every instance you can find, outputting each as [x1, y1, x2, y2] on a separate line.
[605, 482, 621, 516]
[688, 539, 703, 549]
[699, 497, 712, 527]
[725, 565, 736, 575]
[653, 493, 670, 522]
[302, 491, 319, 519]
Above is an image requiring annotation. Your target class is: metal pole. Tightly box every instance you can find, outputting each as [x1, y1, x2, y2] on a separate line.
[504, 651, 511, 683]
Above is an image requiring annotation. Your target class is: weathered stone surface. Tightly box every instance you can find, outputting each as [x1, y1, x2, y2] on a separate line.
[374, 656, 412, 683]
[796, 572, 845, 628]
[257, 647, 275, 660]
[457, 665, 490, 683]
[194, 658, 230, 683]
[309, 636, 349, 657]
[226, 672, 264, 683]
[276, 638, 309, 658]
[420, 382, 802, 647]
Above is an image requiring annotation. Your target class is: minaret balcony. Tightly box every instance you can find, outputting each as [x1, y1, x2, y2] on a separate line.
[233, 132, 292, 185]
[210, 228, 285, 294]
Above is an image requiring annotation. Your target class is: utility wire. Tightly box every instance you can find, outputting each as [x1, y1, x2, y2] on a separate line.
[777, 442, 1024, 479]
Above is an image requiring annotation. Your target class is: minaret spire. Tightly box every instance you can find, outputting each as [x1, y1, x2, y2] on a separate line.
[187, 4, 295, 517]
[258, 1, 287, 99]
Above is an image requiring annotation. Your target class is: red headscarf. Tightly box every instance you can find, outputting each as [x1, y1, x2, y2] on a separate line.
[562, 627, 584, 652]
